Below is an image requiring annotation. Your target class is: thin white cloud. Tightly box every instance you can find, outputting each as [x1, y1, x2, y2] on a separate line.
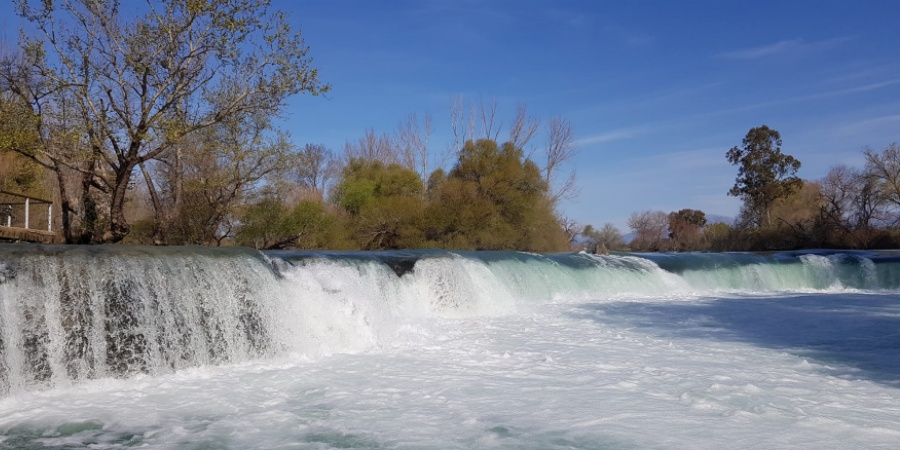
[572, 75, 895, 151]
[722, 39, 803, 59]
[574, 129, 637, 146]
[719, 37, 850, 60]
[684, 79, 900, 119]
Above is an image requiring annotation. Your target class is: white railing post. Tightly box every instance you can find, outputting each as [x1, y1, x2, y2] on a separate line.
[24, 198, 30, 229]
[48, 204, 53, 231]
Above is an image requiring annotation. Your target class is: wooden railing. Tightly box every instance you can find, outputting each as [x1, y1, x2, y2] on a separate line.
[0, 190, 59, 243]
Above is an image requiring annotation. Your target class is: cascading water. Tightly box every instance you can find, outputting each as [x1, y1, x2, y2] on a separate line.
[2, 245, 899, 397]
[0, 247, 288, 395]
[1, 245, 900, 449]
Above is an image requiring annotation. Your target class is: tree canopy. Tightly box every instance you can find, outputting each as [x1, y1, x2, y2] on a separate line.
[727, 125, 802, 228]
[3, 0, 328, 243]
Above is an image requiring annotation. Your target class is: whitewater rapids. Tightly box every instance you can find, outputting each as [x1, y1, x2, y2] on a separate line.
[0, 246, 898, 449]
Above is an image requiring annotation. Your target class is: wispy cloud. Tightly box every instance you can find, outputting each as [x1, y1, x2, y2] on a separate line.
[574, 128, 641, 146]
[685, 79, 900, 119]
[719, 37, 850, 60]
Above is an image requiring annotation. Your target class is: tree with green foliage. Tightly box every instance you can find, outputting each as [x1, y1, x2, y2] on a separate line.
[704, 222, 732, 251]
[0, 95, 47, 197]
[236, 197, 347, 250]
[727, 126, 802, 228]
[5, 0, 327, 243]
[332, 159, 426, 249]
[148, 112, 295, 245]
[426, 139, 568, 251]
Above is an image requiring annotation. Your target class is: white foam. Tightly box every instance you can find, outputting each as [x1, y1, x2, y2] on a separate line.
[1, 293, 898, 449]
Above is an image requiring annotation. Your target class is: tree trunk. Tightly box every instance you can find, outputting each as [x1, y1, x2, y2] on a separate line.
[77, 166, 98, 244]
[53, 167, 76, 244]
[103, 163, 135, 243]
[138, 161, 167, 245]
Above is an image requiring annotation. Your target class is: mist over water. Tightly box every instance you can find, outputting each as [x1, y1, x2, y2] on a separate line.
[0, 245, 899, 449]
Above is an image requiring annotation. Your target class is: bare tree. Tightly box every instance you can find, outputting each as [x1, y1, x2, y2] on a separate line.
[508, 102, 540, 152]
[479, 96, 501, 142]
[449, 96, 485, 157]
[558, 215, 579, 247]
[395, 112, 433, 180]
[343, 128, 398, 164]
[295, 143, 338, 196]
[820, 165, 859, 234]
[864, 143, 900, 224]
[449, 95, 465, 156]
[628, 210, 669, 251]
[545, 116, 579, 203]
[821, 163, 889, 247]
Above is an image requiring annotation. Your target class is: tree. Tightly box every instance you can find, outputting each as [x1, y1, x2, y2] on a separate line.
[667, 209, 707, 251]
[817, 165, 887, 247]
[332, 159, 426, 249]
[151, 113, 294, 245]
[6, 0, 327, 243]
[767, 182, 824, 247]
[544, 116, 578, 203]
[819, 165, 860, 236]
[395, 112, 433, 181]
[1, 48, 94, 242]
[343, 128, 400, 166]
[236, 196, 346, 250]
[0, 95, 47, 197]
[508, 102, 540, 152]
[426, 139, 568, 251]
[726, 126, 802, 228]
[628, 210, 669, 251]
[704, 221, 733, 251]
[294, 143, 338, 196]
[581, 223, 626, 253]
[864, 143, 900, 225]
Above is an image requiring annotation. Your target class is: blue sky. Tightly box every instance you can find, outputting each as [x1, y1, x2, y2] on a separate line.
[4, 1, 900, 231]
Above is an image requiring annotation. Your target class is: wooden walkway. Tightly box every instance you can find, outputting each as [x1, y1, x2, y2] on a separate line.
[0, 190, 61, 244]
[0, 226, 60, 244]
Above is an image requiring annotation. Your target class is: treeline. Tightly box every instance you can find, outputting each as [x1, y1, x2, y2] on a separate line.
[233, 138, 569, 251]
[0, 0, 577, 252]
[580, 127, 900, 253]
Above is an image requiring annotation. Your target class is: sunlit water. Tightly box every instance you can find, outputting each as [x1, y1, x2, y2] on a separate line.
[0, 247, 898, 449]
